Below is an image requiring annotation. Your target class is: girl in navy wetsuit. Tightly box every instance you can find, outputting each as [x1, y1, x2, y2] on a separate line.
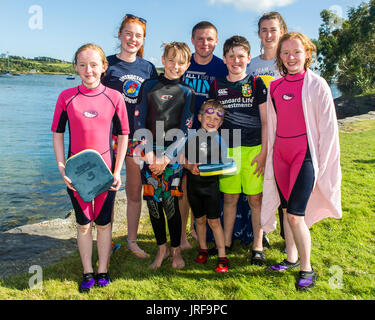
[102, 14, 158, 259]
[134, 42, 195, 270]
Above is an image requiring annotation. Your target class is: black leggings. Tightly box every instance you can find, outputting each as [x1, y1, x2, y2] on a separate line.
[147, 196, 182, 248]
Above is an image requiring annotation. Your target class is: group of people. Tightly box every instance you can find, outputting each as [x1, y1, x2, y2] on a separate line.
[52, 11, 342, 293]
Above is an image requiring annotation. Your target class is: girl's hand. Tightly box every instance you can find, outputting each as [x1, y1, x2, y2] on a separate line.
[63, 175, 77, 192]
[149, 155, 170, 176]
[251, 152, 266, 177]
[185, 163, 200, 175]
[110, 172, 122, 191]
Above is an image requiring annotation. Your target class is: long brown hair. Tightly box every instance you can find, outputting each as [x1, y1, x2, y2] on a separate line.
[257, 11, 288, 35]
[258, 12, 288, 54]
[118, 15, 146, 58]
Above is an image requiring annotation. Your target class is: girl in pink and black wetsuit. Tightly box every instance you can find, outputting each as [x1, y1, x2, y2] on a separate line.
[270, 70, 314, 216]
[52, 44, 129, 293]
[262, 33, 342, 291]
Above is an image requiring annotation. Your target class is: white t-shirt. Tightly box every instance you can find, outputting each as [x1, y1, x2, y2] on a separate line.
[246, 56, 281, 79]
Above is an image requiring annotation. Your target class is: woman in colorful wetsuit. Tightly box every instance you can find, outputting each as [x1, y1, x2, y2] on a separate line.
[134, 42, 194, 269]
[52, 44, 129, 292]
[101, 14, 158, 258]
[261, 33, 342, 290]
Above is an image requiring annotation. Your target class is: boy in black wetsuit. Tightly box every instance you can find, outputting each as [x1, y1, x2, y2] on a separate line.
[134, 42, 195, 269]
[184, 99, 230, 272]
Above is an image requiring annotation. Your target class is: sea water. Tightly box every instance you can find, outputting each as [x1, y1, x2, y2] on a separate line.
[0, 74, 342, 232]
[0, 74, 84, 231]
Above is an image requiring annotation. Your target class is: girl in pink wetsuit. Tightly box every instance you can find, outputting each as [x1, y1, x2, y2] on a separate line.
[262, 33, 342, 291]
[52, 44, 129, 293]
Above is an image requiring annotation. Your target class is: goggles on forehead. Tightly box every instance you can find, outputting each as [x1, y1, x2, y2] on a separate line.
[124, 14, 147, 25]
[202, 107, 224, 118]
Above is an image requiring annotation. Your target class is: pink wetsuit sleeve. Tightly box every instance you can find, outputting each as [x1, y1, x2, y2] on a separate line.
[51, 92, 67, 133]
[114, 93, 130, 135]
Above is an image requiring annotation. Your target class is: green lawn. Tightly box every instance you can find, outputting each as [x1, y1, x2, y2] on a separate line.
[1, 120, 374, 300]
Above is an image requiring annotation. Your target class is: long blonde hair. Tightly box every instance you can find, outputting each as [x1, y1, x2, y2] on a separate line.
[73, 43, 108, 67]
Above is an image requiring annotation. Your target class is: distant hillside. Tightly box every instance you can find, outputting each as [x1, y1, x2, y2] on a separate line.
[0, 56, 75, 74]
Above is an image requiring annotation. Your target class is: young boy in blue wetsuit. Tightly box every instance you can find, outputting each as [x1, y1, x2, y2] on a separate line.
[209, 35, 268, 265]
[134, 42, 195, 270]
[184, 99, 229, 272]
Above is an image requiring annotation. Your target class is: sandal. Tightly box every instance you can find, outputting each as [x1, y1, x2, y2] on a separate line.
[251, 250, 266, 266]
[78, 272, 96, 293]
[96, 273, 112, 288]
[263, 232, 271, 249]
[216, 257, 229, 273]
[127, 239, 149, 258]
[296, 269, 317, 291]
[195, 249, 208, 264]
[267, 259, 300, 271]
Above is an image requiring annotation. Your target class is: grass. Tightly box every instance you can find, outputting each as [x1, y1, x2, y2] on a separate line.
[0, 57, 75, 74]
[0, 120, 374, 300]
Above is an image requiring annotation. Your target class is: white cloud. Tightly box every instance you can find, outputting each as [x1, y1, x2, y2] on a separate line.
[209, 0, 297, 12]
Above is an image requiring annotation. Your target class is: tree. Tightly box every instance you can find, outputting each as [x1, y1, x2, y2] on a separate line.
[316, 0, 375, 95]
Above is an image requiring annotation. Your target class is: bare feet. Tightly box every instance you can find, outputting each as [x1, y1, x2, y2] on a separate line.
[149, 244, 170, 269]
[171, 247, 185, 269]
[180, 238, 193, 250]
[189, 230, 198, 241]
[128, 240, 149, 259]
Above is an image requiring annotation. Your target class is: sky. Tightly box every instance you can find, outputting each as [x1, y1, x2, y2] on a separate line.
[0, 0, 365, 67]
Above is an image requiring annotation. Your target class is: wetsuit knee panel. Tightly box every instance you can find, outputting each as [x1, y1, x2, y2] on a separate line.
[94, 191, 116, 226]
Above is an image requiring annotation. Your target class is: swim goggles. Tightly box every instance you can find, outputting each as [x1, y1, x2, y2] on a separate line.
[202, 107, 224, 117]
[124, 14, 147, 25]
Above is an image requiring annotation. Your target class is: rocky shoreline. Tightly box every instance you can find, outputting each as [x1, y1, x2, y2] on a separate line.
[1, 96, 374, 280]
[0, 191, 149, 279]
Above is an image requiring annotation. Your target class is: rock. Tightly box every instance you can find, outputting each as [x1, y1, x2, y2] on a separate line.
[0, 190, 149, 279]
[334, 95, 375, 120]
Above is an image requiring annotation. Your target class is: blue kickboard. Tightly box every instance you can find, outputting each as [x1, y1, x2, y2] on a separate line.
[198, 160, 237, 176]
[65, 149, 114, 202]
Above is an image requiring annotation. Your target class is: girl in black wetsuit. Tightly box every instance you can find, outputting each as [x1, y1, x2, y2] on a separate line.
[134, 42, 195, 269]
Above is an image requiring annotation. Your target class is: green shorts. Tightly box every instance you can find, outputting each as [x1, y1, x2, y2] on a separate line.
[219, 145, 264, 195]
